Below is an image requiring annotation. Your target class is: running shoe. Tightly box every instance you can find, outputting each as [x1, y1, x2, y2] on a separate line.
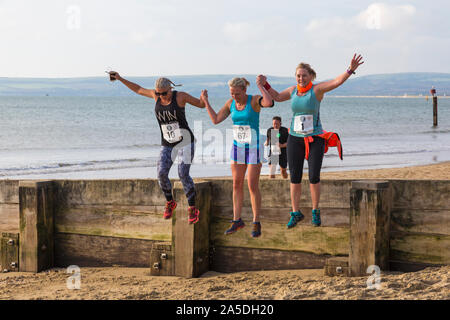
[312, 209, 321, 227]
[251, 222, 262, 238]
[224, 218, 245, 235]
[163, 200, 177, 219]
[188, 206, 200, 224]
[287, 211, 304, 228]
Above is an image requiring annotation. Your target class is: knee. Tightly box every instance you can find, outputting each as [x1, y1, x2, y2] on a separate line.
[309, 176, 321, 184]
[158, 168, 170, 181]
[233, 179, 244, 191]
[247, 181, 260, 194]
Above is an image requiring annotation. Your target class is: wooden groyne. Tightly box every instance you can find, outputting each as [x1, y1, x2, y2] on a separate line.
[0, 178, 448, 277]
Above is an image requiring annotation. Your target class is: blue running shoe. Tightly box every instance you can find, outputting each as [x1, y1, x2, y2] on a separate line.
[287, 211, 304, 229]
[312, 209, 321, 227]
[224, 218, 245, 235]
[251, 222, 261, 238]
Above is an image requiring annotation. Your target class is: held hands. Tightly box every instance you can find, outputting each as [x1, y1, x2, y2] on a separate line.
[256, 74, 267, 87]
[200, 89, 209, 104]
[349, 54, 364, 72]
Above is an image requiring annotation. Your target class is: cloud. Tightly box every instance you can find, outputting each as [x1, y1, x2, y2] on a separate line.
[306, 2, 417, 46]
[129, 30, 156, 44]
[356, 3, 416, 30]
[222, 22, 263, 44]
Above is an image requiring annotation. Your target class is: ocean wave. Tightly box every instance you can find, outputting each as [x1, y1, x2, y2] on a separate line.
[0, 157, 159, 176]
[324, 148, 442, 158]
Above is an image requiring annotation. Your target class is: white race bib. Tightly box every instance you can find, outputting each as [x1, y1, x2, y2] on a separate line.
[233, 125, 252, 144]
[161, 122, 182, 143]
[294, 114, 314, 134]
[271, 144, 281, 155]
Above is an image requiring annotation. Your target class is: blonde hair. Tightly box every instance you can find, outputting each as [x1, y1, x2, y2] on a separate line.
[155, 77, 182, 89]
[228, 77, 250, 89]
[296, 63, 317, 80]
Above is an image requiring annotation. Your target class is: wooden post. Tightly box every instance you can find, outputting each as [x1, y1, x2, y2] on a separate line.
[19, 181, 55, 272]
[433, 96, 438, 127]
[349, 181, 392, 277]
[172, 181, 211, 278]
[431, 87, 438, 126]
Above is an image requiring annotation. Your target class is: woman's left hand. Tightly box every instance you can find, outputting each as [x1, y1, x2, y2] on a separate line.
[349, 54, 364, 72]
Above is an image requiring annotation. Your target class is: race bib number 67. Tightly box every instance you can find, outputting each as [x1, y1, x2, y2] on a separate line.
[233, 125, 252, 144]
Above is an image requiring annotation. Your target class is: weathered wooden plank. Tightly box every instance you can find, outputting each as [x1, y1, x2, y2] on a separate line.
[19, 181, 55, 272]
[389, 260, 443, 272]
[210, 179, 352, 209]
[212, 206, 350, 227]
[211, 246, 329, 273]
[172, 181, 211, 278]
[0, 204, 20, 233]
[211, 217, 349, 256]
[54, 233, 155, 267]
[391, 209, 450, 235]
[149, 242, 174, 276]
[324, 257, 349, 277]
[390, 231, 450, 265]
[0, 180, 19, 203]
[55, 206, 171, 241]
[1, 233, 19, 272]
[349, 182, 391, 276]
[54, 180, 167, 206]
[392, 180, 450, 210]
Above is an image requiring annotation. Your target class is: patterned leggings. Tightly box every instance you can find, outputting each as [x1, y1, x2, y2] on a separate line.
[157, 142, 196, 206]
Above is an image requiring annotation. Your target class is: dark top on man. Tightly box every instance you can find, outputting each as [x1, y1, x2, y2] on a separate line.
[266, 126, 289, 157]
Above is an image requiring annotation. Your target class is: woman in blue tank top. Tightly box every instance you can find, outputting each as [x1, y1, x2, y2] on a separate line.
[200, 77, 274, 238]
[260, 54, 364, 228]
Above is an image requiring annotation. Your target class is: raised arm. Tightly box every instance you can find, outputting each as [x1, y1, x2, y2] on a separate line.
[255, 75, 275, 109]
[109, 72, 156, 99]
[200, 90, 231, 125]
[177, 91, 206, 108]
[314, 54, 364, 100]
[257, 75, 294, 102]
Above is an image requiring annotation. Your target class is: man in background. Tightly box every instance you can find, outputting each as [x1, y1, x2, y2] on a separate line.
[265, 116, 289, 179]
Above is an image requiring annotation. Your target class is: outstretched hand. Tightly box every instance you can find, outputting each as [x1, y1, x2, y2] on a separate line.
[349, 54, 364, 72]
[108, 71, 121, 80]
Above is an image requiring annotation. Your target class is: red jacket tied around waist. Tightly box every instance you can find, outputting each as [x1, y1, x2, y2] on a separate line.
[304, 131, 343, 160]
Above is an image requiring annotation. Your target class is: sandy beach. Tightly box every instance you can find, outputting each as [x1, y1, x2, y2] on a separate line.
[1, 162, 449, 300]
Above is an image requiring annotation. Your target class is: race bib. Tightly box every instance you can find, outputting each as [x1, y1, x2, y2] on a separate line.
[161, 122, 182, 143]
[233, 125, 252, 144]
[271, 144, 281, 155]
[294, 114, 314, 134]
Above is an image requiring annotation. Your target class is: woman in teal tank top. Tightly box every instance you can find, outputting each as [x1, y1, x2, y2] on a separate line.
[200, 77, 273, 238]
[260, 54, 364, 228]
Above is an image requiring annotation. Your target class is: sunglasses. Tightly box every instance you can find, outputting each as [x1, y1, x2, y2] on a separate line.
[155, 91, 169, 96]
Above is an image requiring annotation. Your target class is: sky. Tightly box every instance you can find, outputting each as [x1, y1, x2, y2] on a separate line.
[1, 0, 449, 80]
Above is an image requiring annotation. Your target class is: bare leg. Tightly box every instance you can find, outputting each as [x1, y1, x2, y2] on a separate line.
[290, 183, 302, 212]
[231, 162, 247, 220]
[247, 163, 262, 222]
[310, 182, 321, 210]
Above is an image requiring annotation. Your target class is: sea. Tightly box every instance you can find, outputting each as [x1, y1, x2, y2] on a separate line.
[0, 95, 449, 179]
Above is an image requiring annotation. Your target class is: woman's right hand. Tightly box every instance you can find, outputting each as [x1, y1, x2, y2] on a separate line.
[200, 89, 209, 103]
[109, 71, 121, 80]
